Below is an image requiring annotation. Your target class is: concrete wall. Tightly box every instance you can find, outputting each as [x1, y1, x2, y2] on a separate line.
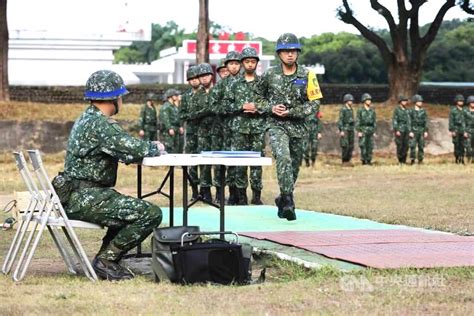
[0, 119, 453, 155]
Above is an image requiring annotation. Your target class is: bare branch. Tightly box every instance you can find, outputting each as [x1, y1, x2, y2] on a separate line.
[460, 0, 474, 14]
[420, 0, 456, 48]
[370, 0, 398, 35]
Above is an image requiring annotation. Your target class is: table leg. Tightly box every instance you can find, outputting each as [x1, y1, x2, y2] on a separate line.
[220, 165, 225, 240]
[182, 166, 188, 226]
[169, 166, 174, 227]
[136, 164, 142, 255]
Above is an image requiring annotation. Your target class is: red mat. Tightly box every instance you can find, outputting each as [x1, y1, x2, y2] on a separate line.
[242, 230, 474, 269]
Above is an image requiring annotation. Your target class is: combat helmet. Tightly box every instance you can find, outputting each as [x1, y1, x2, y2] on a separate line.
[146, 92, 155, 101]
[164, 89, 176, 99]
[84, 70, 129, 101]
[275, 33, 301, 52]
[412, 94, 423, 103]
[454, 94, 465, 103]
[361, 93, 372, 102]
[216, 59, 227, 71]
[240, 47, 259, 61]
[398, 95, 409, 102]
[466, 95, 474, 104]
[343, 94, 354, 103]
[186, 66, 199, 80]
[224, 51, 242, 64]
[197, 63, 213, 76]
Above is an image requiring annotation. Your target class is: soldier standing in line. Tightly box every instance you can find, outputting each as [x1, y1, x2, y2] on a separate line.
[209, 51, 242, 204]
[255, 33, 322, 220]
[409, 94, 429, 165]
[171, 89, 185, 153]
[159, 89, 181, 153]
[138, 93, 158, 141]
[464, 96, 474, 163]
[449, 94, 466, 164]
[226, 47, 265, 205]
[216, 59, 230, 81]
[303, 110, 322, 167]
[53, 70, 164, 280]
[179, 66, 202, 201]
[392, 96, 412, 164]
[338, 94, 355, 166]
[356, 93, 376, 165]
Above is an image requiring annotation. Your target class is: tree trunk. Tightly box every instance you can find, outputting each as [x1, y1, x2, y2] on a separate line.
[0, 0, 9, 102]
[387, 63, 422, 103]
[196, 0, 209, 64]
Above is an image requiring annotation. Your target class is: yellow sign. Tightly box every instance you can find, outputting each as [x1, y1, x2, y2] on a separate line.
[307, 70, 323, 101]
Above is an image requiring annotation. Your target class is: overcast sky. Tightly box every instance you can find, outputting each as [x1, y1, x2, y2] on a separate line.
[8, 0, 470, 40]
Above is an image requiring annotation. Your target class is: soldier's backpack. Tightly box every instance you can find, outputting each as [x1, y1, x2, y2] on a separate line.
[151, 226, 254, 285]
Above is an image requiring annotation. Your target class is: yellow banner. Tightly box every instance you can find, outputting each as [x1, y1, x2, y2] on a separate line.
[307, 70, 323, 101]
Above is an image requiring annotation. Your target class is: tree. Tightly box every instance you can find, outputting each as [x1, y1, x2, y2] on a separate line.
[338, 0, 473, 101]
[0, 0, 9, 101]
[196, 0, 210, 63]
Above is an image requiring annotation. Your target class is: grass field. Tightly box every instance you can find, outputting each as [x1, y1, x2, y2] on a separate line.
[0, 154, 473, 314]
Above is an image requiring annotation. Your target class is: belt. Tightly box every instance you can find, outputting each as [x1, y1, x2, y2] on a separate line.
[71, 179, 109, 190]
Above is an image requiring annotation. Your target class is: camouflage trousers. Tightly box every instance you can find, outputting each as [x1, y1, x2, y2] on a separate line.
[211, 132, 224, 188]
[452, 132, 465, 159]
[409, 131, 425, 162]
[143, 130, 157, 141]
[185, 132, 199, 186]
[340, 130, 354, 162]
[233, 132, 265, 190]
[161, 133, 177, 153]
[465, 132, 474, 162]
[224, 119, 235, 188]
[395, 132, 410, 163]
[198, 130, 212, 188]
[177, 134, 184, 154]
[303, 131, 319, 162]
[66, 188, 162, 261]
[268, 127, 304, 195]
[359, 132, 374, 162]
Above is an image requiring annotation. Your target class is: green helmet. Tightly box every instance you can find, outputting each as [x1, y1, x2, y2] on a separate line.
[275, 33, 301, 52]
[186, 66, 199, 80]
[84, 70, 129, 101]
[216, 59, 227, 71]
[197, 63, 213, 76]
[146, 92, 155, 101]
[164, 89, 177, 99]
[343, 94, 354, 103]
[361, 93, 372, 102]
[466, 95, 474, 104]
[398, 95, 409, 102]
[240, 47, 259, 61]
[454, 94, 465, 102]
[224, 51, 241, 64]
[412, 94, 423, 103]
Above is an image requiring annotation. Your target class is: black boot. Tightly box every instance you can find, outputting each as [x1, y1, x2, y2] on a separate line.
[305, 159, 310, 167]
[251, 190, 264, 205]
[214, 187, 223, 204]
[237, 188, 248, 205]
[411, 159, 415, 165]
[362, 160, 366, 165]
[190, 184, 199, 202]
[311, 159, 316, 167]
[92, 257, 134, 281]
[275, 195, 284, 218]
[200, 187, 212, 203]
[280, 194, 296, 221]
[227, 186, 238, 205]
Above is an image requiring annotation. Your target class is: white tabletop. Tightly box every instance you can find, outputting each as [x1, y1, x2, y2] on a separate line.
[142, 154, 272, 167]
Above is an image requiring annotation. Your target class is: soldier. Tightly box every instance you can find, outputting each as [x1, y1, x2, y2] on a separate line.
[138, 93, 158, 141]
[449, 94, 466, 164]
[338, 94, 355, 165]
[356, 93, 376, 165]
[159, 89, 181, 153]
[464, 96, 474, 163]
[392, 96, 412, 164]
[409, 94, 429, 164]
[53, 70, 164, 280]
[303, 110, 322, 167]
[226, 47, 265, 205]
[171, 89, 185, 153]
[255, 33, 322, 220]
[216, 58, 230, 81]
[179, 66, 202, 201]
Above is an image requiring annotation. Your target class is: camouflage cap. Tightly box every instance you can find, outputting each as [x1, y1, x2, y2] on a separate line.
[343, 94, 354, 102]
[276, 33, 301, 52]
[84, 70, 129, 101]
[398, 95, 409, 102]
[361, 93, 372, 102]
[224, 51, 242, 64]
[467, 95, 474, 104]
[186, 66, 199, 80]
[412, 94, 423, 103]
[216, 59, 227, 70]
[197, 63, 213, 76]
[454, 94, 465, 102]
[240, 47, 259, 61]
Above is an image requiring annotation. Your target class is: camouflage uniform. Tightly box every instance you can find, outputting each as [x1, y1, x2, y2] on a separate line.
[449, 105, 466, 163]
[392, 102, 412, 164]
[338, 104, 355, 163]
[356, 106, 376, 164]
[303, 111, 322, 166]
[464, 97, 474, 163]
[138, 102, 158, 141]
[195, 85, 214, 190]
[409, 106, 428, 163]
[159, 99, 180, 153]
[179, 87, 199, 186]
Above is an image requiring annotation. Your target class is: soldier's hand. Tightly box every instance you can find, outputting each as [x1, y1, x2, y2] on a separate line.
[451, 131, 456, 137]
[169, 129, 175, 136]
[374, 133, 378, 138]
[395, 131, 401, 137]
[272, 104, 287, 116]
[357, 132, 363, 138]
[153, 141, 165, 152]
[340, 131, 345, 137]
[317, 133, 322, 140]
[424, 132, 428, 139]
[409, 132, 414, 138]
[464, 132, 469, 138]
[243, 102, 257, 113]
[179, 127, 184, 135]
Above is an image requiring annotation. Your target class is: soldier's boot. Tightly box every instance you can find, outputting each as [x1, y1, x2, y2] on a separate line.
[251, 190, 264, 205]
[366, 160, 373, 166]
[311, 159, 316, 167]
[362, 160, 366, 165]
[200, 187, 212, 203]
[214, 187, 223, 205]
[190, 184, 199, 202]
[305, 159, 310, 167]
[92, 257, 134, 281]
[275, 195, 284, 218]
[280, 194, 296, 221]
[237, 188, 248, 205]
[461, 157, 465, 165]
[418, 159, 423, 164]
[227, 186, 239, 205]
[411, 159, 415, 165]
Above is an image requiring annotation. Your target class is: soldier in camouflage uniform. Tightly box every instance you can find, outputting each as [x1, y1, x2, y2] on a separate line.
[179, 66, 202, 201]
[208, 52, 241, 204]
[356, 93, 376, 165]
[255, 33, 322, 220]
[226, 47, 265, 205]
[159, 89, 182, 153]
[464, 96, 474, 163]
[303, 110, 322, 167]
[392, 96, 412, 164]
[216, 58, 230, 81]
[171, 89, 185, 153]
[338, 94, 355, 165]
[53, 70, 164, 280]
[449, 94, 466, 164]
[138, 93, 158, 141]
[409, 94, 429, 164]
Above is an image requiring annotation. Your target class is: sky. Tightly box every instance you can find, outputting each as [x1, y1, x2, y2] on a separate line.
[8, 0, 471, 40]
